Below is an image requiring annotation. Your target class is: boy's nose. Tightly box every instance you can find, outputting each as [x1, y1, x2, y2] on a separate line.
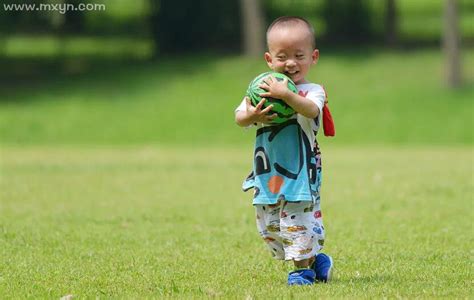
[286, 60, 296, 67]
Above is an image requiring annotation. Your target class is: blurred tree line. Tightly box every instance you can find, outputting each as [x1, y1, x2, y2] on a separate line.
[1, 0, 472, 53]
[0, 0, 470, 86]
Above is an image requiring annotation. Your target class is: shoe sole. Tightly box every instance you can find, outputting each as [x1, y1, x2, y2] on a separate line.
[288, 279, 314, 286]
[313, 254, 334, 283]
[326, 255, 333, 282]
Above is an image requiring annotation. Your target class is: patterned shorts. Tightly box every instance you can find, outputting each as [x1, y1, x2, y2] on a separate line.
[255, 200, 325, 261]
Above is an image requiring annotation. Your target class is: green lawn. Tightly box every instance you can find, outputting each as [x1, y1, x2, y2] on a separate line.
[0, 48, 473, 146]
[0, 146, 472, 298]
[1, 48, 472, 297]
[1, 35, 153, 59]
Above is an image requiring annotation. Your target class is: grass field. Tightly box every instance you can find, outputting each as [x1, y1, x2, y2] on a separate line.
[0, 146, 472, 298]
[0, 49, 473, 146]
[0, 47, 473, 297]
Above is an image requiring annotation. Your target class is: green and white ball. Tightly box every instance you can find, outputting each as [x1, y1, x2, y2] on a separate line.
[246, 71, 298, 124]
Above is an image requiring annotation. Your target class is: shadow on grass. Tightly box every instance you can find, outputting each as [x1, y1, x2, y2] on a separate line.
[0, 46, 436, 100]
[0, 54, 219, 103]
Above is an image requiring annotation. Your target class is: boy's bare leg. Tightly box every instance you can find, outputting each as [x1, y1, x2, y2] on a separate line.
[294, 256, 315, 269]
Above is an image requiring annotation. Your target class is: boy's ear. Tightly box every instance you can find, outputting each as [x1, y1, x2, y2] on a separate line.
[264, 52, 273, 68]
[312, 49, 320, 64]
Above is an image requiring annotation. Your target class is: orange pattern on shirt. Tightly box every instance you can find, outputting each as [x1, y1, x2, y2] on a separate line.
[268, 175, 284, 194]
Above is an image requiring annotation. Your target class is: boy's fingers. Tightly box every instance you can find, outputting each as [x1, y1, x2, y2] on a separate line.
[259, 92, 271, 98]
[259, 83, 269, 90]
[261, 104, 274, 114]
[267, 113, 278, 120]
[245, 97, 252, 106]
[256, 98, 266, 110]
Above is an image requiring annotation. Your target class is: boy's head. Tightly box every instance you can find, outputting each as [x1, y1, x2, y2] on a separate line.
[265, 16, 319, 85]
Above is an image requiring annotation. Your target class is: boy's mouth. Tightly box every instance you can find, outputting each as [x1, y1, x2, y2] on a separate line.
[285, 70, 299, 77]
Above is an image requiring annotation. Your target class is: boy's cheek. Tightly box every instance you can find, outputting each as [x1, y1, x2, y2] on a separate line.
[274, 65, 285, 72]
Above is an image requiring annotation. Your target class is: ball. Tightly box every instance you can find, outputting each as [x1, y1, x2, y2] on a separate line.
[246, 71, 298, 124]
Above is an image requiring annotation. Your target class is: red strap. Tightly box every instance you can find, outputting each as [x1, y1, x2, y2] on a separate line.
[321, 86, 335, 137]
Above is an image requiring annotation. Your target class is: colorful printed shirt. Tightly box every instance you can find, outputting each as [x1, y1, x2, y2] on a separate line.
[236, 83, 326, 205]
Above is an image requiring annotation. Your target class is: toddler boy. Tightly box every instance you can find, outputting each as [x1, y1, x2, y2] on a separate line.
[235, 16, 334, 285]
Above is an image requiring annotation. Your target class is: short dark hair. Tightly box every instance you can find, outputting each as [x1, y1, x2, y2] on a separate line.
[266, 16, 316, 49]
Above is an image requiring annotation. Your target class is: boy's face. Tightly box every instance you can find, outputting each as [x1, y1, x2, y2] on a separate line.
[265, 24, 319, 85]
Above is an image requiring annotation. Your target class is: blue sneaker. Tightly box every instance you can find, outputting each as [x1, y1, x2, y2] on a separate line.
[312, 253, 333, 282]
[287, 269, 316, 285]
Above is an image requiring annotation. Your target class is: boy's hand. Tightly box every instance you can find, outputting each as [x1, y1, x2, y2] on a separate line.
[245, 97, 277, 124]
[259, 75, 290, 101]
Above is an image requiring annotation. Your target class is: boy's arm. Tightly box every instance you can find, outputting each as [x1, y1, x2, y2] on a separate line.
[259, 76, 320, 119]
[282, 92, 319, 119]
[235, 97, 277, 127]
